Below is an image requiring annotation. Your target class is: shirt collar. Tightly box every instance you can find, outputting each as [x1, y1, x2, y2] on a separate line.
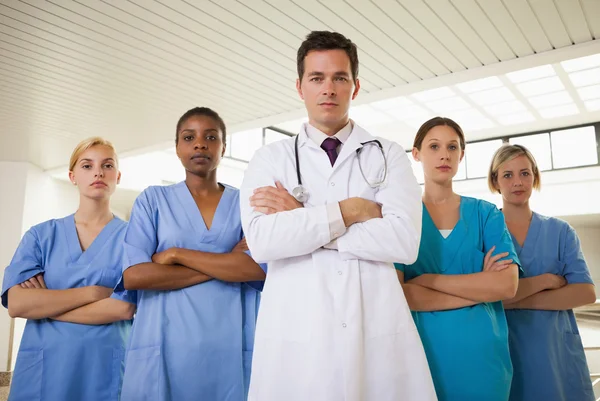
[305, 120, 353, 147]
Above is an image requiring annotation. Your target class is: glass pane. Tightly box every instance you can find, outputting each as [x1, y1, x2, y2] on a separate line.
[230, 129, 263, 162]
[264, 128, 291, 145]
[454, 158, 467, 181]
[551, 126, 598, 168]
[226, 134, 232, 157]
[509, 133, 552, 171]
[465, 140, 503, 179]
[407, 151, 424, 184]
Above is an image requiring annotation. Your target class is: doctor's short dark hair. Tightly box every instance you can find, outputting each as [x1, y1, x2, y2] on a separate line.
[413, 117, 466, 151]
[175, 107, 227, 146]
[297, 31, 359, 82]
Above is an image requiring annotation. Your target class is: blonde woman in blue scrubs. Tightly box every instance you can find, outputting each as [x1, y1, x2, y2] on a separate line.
[489, 144, 596, 401]
[395, 117, 520, 401]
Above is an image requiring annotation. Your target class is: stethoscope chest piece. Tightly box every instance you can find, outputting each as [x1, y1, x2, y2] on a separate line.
[292, 185, 309, 203]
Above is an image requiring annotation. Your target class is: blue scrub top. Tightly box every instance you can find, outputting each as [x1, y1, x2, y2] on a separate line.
[506, 212, 594, 401]
[1, 215, 134, 401]
[396, 197, 520, 401]
[117, 182, 264, 401]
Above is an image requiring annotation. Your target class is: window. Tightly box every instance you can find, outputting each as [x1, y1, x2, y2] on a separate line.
[264, 128, 291, 145]
[230, 129, 263, 162]
[550, 126, 598, 169]
[455, 158, 467, 180]
[407, 152, 424, 184]
[509, 133, 552, 171]
[465, 140, 503, 179]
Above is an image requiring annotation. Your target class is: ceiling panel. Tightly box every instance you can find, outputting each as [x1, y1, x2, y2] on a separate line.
[528, 0, 572, 49]
[476, 0, 533, 58]
[0, 0, 597, 170]
[450, 0, 515, 61]
[503, 0, 553, 53]
[398, 0, 481, 68]
[554, 0, 593, 44]
[425, 0, 498, 65]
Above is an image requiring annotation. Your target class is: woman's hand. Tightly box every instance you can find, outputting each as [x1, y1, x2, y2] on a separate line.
[483, 246, 512, 272]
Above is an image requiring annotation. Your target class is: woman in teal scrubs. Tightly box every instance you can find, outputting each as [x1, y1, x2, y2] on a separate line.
[489, 144, 596, 401]
[395, 117, 520, 401]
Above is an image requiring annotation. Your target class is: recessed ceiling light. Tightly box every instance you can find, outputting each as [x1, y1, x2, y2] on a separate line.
[456, 77, 504, 93]
[411, 87, 455, 102]
[506, 65, 555, 83]
[388, 104, 435, 120]
[516, 76, 564, 97]
[350, 105, 395, 125]
[450, 109, 496, 130]
[484, 100, 528, 116]
[496, 112, 535, 125]
[468, 87, 515, 106]
[569, 68, 600, 87]
[426, 97, 472, 113]
[538, 103, 579, 118]
[370, 96, 413, 110]
[585, 99, 600, 112]
[561, 54, 600, 72]
[577, 84, 600, 101]
[527, 91, 573, 109]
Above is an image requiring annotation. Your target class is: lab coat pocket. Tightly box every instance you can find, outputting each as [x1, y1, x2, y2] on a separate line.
[362, 267, 413, 338]
[9, 349, 43, 401]
[121, 346, 161, 401]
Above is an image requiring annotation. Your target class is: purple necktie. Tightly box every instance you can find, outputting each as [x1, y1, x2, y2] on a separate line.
[321, 137, 341, 166]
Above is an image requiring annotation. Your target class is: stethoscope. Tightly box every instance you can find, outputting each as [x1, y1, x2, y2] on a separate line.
[292, 135, 388, 203]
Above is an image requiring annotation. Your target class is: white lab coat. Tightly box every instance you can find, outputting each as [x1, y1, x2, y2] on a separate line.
[240, 123, 437, 401]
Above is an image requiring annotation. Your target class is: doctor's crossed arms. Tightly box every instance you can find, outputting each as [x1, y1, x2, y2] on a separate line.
[250, 181, 382, 226]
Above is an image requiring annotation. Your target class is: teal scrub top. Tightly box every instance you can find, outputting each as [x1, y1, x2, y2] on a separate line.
[396, 197, 520, 401]
[506, 212, 594, 401]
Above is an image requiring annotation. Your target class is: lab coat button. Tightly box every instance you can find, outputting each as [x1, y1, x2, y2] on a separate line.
[337, 271, 342, 275]
[342, 323, 347, 328]
[330, 182, 335, 186]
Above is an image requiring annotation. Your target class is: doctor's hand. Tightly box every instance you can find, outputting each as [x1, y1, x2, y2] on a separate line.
[482, 246, 512, 272]
[339, 197, 382, 227]
[20, 274, 47, 289]
[152, 248, 179, 265]
[250, 181, 303, 215]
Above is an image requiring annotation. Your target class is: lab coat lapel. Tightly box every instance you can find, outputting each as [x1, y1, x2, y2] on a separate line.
[333, 124, 374, 175]
[297, 125, 332, 182]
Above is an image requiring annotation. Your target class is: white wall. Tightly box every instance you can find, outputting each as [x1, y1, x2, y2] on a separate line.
[0, 162, 28, 371]
[570, 226, 600, 297]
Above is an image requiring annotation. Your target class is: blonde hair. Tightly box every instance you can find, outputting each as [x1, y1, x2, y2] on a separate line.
[488, 144, 541, 193]
[69, 137, 118, 171]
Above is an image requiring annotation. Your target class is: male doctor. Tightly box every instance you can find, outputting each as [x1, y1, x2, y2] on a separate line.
[240, 31, 437, 401]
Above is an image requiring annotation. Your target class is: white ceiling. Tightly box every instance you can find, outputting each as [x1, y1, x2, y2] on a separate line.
[272, 54, 600, 148]
[0, 0, 599, 171]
